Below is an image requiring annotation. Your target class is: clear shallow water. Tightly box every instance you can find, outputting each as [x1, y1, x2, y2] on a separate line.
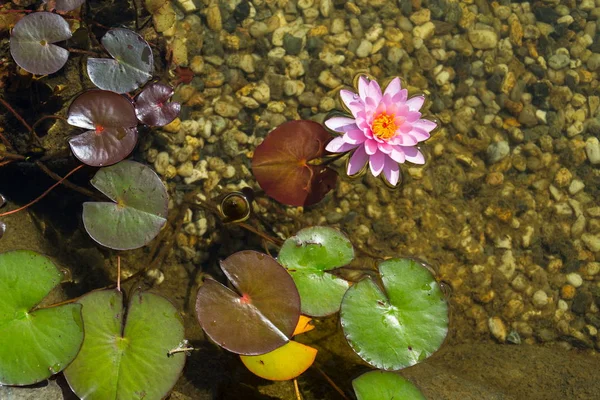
[1, 0, 600, 398]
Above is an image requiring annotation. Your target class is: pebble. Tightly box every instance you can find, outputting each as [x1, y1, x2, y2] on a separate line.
[355, 40, 373, 58]
[581, 233, 600, 252]
[553, 167, 572, 187]
[566, 273, 583, 288]
[317, 70, 341, 89]
[585, 137, 600, 164]
[413, 22, 435, 40]
[487, 141, 510, 164]
[468, 30, 498, 49]
[488, 317, 507, 342]
[214, 99, 241, 117]
[548, 53, 570, 70]
[533, 290, 549, 308]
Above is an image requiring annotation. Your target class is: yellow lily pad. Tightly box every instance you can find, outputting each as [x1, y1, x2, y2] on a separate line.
[240, 341, 317, 381]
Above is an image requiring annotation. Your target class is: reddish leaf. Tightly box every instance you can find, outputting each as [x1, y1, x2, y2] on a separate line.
[134, 83, 180, 127]
[195, 251, 301, 355]
[67, 90, 138, 167]
[252, 120, 337, 206]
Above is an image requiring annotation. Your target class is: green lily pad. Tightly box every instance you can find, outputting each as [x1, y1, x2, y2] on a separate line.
[64, 290, 185, 400]
[353, 371, 425, 400]
[340, 258, 448, 371]
[278, 226, 353, 316]
[83, 160, 168, 250]
[0, 250, 83, 385]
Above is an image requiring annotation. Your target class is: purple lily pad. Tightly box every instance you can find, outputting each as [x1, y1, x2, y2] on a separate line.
[134, 83, 181, 127]
[196, 251, 301, 355]
[9, 12, 72, 75]
[67, 90, 138, 167]
[87, 29, 154, 93]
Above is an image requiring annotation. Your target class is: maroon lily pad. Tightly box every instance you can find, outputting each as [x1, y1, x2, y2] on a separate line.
[195, 251, 301, 355]
[9, 12, 72, 75]
[252, 120, 337, 207]
[67, 90, 138, 167]
[134, 83, 181, 127]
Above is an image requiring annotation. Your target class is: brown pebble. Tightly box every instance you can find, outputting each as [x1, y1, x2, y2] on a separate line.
[560, 284, 576, 300]
[486, 172, 504, 186]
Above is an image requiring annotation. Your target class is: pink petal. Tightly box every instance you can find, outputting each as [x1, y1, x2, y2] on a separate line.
[413, 119, 437, 132]
[358, 76, 370, 102]
[365, 80, 383, 104]
[326, 136, 359, 153]
[408, 127, 430, 142]
[405, 111, 421, 122]
[389, 146, 406, 163]
[340, 89, 364, 117]
[383, 156, 401, 186]
[348, 145, 368, 176]
[389, 133, 417, 146]
[364, 139, 378, 155]
[344, 128, 367, 144]
[392, 89, 408, 103]
[384, 77, 402, 98]
[378, 142, 393, 154]
[405, 96, 425, 112]
[403, 146, 425, 164]
[369, 151, 385, 177]
[325, 117, 357, 132]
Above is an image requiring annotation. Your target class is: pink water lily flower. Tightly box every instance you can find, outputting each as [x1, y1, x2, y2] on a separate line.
[325, 76, 436, 186]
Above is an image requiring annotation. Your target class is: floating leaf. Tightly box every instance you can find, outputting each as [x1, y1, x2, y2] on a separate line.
[87, 28, 154, 93]
[9, 12, 72, 75]
[278, 226, 353, 316]
[67, 90, 138, 167]
[64, 290, 185, 400]
[340, 258, 448, 371]
[252, 120, 337, 206]
[134, 83, 181, 126]
[0, 250, 83, 385]
[292, 315, 315, 336]
[196, 251, 301, 355]
[83, 160, 168, 250]
[353, 371, 425, 400]
[240, 341, 317, 381]
[46, 0, 86, 11]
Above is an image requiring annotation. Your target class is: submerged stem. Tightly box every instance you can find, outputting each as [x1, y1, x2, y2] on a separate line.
[0, 164, 84, 218]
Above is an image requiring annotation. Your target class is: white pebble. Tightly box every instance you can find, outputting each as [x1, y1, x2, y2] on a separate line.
[566, 273, 583, 288]
[532, 290, 549, 308]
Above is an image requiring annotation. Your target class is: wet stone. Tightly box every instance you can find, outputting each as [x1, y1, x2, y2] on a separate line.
[572, 292, 592, 315]
[283, 33, 303, 55]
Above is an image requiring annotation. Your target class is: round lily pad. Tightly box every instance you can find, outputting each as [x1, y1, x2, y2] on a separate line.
[353, 371, 425, 400]
[64, 290, 185, 400]
[134, 83, 180, 127]
[83, 160, 168, 250]
[67, 90, 138, 167]
[340, 258, 448, 371]
[278, 226, 353, 317]
[196, 251, 301, 355]
[0, 250, 83, 385]
[252, 120, 337, 207]
[10, 12, 72, 75]
[87, 28, 154, 93]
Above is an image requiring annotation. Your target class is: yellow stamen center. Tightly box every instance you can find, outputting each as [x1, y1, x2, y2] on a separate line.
[372, 113, 398, 140]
